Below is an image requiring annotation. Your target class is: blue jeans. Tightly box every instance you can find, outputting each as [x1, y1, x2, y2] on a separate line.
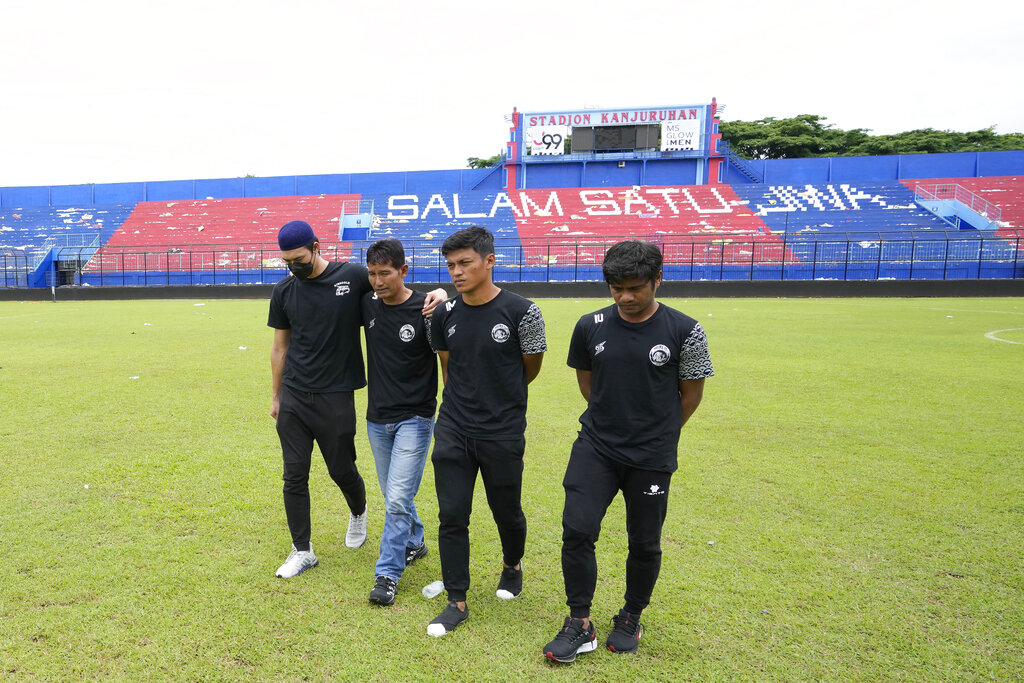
[366, 415, 434, 582]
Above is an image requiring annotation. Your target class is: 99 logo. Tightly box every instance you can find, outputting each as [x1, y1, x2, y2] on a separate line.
[535, 133, 562, 150]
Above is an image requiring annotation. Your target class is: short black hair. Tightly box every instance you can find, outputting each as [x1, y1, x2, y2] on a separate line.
[441, 225, 494, 258]
[366, 238, 405, 268]
[602, 240, 663, 286]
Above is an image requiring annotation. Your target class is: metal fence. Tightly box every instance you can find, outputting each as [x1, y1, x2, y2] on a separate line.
[1, 249, 30, 288]
[913, 184, 1002, 223]
[3, 231, 1022, 288]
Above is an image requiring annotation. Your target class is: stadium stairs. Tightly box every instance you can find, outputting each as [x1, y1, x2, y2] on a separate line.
[902, 176, 1024, 247]
[1, 204, 134, 287]
[730, 181, 1021, 279]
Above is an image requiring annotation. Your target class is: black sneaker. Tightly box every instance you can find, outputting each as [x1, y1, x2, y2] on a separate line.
[405, 542, 428, 566]
[426, 601, 469, 637]
[606, 609, 644, 653]
[368, 575, 397, 606]
[495, 564, 522, 600]
[543, 617, 598, 663]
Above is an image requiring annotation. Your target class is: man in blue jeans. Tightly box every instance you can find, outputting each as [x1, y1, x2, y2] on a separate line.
[361, 238, 440, 605]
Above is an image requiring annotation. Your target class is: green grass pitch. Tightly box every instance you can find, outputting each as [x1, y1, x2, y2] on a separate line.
[1, 296, 1022, 681]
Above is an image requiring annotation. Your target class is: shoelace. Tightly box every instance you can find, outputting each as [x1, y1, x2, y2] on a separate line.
[286, 550, 312, 567]
[374, 577, 396, 593]
[611, 612, 639, 636]
[556, 619, 589, 642]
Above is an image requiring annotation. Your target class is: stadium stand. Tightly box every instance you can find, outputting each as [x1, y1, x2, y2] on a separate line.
[730, 181, 952, 237]
[902, 175, 1024, 241]
[4, 148, 1023, 288]
[0, 203, 132, 251]
[360, 185, 790, 281]
[504, 185, 789, 280]
[1, 203, 134, 287]
[82, 194, 360, 284]
[725, 180, 1024, 279]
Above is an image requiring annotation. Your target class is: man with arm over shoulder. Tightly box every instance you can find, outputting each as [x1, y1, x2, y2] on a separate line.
[267, 221, 445, 579]
[361, 238, 439, 606]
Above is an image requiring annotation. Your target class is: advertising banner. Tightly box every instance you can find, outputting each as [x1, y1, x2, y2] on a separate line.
[526, 126, 568, 155]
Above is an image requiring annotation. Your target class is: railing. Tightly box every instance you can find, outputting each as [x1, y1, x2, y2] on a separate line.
[31, 232, 101, 267]
[16, 230, 1018, 288]
[719, 140, 764, 183]
[522, 149, 708, 163]
[914, 184, 1002, 223]
[1, 249, 30, 288]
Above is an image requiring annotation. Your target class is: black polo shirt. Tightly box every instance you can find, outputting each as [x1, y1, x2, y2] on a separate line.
[267, 261, 371, 393]
[361, 289, 438, 423]
[431, 290, 547, 439]
[567, 303, 713, 472]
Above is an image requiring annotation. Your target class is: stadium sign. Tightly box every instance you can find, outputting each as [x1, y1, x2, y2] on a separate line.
[526, 107, 704, 127]
[519, 104, 709, 156]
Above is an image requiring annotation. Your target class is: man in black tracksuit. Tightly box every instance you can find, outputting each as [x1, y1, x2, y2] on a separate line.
[424, 226, 547, 637]
[543, 239, 714, 663]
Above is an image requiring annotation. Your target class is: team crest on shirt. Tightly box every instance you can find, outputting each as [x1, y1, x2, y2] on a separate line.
[491, 323, 510, 343]
[649, 344, 671, 366]
[335, 282, 350, 296]
[595, 341, 606, 355]
[447, 325, 456, 337]
[367, 318, 375, 329]
[399, 324, 415, 342]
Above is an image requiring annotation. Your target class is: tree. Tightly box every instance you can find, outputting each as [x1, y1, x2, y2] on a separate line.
[720, 116, 1024, 159]
[467, 154, 503, 169]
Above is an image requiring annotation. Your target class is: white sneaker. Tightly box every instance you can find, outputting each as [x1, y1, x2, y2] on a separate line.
[346, 506, 368, 548]
[275, 544, 318, 578]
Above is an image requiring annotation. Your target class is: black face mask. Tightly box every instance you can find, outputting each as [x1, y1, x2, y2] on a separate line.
[288, 252, 316, 279]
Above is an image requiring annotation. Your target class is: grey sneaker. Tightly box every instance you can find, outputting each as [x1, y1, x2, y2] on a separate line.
[346, 506, 367, 548]
[275, 544, 318, 578]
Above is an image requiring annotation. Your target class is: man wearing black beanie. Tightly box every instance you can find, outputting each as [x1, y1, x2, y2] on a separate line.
[267, 220, 446, 578]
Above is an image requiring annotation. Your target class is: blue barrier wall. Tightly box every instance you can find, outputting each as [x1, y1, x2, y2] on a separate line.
[50, 185, 97, 205]
[3, 151, 1022, 209]
[732, 150, 1024, 185]
[0, 169, 492, 208]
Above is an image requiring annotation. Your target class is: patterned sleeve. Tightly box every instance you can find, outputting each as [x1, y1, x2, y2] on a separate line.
[424, 315, 436, 354]
[518, 303, 547, 354]
[679, 321, 714, 380]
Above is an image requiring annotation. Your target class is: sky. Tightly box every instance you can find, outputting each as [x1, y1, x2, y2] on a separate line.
[1, 0, 1022, 188]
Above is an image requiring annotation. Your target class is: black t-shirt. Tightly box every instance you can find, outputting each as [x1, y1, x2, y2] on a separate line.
[361, 289, 438, 423]
[567, 303, 714, 472]
[431, 290, 547, 439]
[267, 261, 372, 393]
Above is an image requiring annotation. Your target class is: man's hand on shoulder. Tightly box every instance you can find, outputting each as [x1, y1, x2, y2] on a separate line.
[422, 288, 449, 318]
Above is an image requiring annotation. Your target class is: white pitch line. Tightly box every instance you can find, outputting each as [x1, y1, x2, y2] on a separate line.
[914, 307, 1024, 316]
[984, 328, 1024, 345]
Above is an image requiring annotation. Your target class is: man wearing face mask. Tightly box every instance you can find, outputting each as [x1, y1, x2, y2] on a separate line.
[267, 220, 446, 579]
